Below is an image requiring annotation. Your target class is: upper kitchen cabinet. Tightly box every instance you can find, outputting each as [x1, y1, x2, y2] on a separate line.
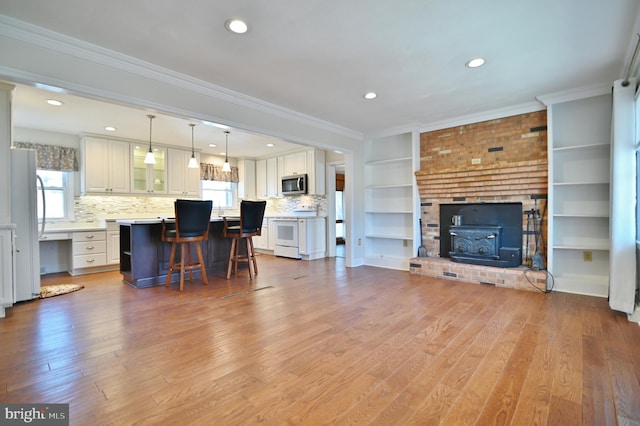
[82, 137, 130, 194]
[237, 159, 256, 199]
[256, 157, 278, 199]
[277, 149, 326, 195]
[279, 151, 307, 177]
[167, 148, 200, 196]
[131, 144, 167, 194]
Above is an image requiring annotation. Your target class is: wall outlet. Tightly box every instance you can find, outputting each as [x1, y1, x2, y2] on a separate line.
[471, 158, 481, 165]
[583, 251, 593, 262]
[358, 238, 362, 246]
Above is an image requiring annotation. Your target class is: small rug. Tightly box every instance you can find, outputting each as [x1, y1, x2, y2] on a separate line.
[39, 284, 84, 299]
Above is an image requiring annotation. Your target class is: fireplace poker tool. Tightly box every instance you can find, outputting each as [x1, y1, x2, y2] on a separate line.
[526, 198, 545, 271]
[417, 218, 427, 257]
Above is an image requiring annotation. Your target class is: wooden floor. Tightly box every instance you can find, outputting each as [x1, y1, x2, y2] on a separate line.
[1, 255, 640, 425]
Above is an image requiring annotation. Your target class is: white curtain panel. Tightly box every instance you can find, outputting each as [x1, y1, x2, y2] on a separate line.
[609, 79, 637, 314]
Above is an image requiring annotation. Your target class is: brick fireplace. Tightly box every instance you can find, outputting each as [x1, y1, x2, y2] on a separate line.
[410, 111, 549, 291]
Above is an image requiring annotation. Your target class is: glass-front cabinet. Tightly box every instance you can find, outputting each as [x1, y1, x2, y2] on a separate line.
[131, 144, 167, 194]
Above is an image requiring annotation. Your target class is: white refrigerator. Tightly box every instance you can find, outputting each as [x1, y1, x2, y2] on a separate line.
[10, 149, 41, 302]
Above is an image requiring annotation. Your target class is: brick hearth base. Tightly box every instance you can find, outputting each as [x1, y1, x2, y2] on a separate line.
[410, 257, 548, 292]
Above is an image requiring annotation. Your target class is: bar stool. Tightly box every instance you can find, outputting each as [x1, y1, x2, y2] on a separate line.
[223, 200, 267, 279]
[162, 199, 212, 291]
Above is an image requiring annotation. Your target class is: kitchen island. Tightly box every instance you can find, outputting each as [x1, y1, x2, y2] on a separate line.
[117, 218, 236, 288]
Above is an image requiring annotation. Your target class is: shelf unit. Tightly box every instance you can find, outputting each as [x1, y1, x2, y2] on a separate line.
[364, 133, 418, 270]
[547, 93, 612, 297]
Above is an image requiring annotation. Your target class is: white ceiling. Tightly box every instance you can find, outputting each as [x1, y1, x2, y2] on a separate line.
[2, 0, 640, 156]
[11, 83, 304, 158]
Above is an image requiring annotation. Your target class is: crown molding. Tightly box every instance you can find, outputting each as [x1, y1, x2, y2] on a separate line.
[417, 100, 546, 133]
[536, 82, 612, 106]
[0, 15, 363, 142]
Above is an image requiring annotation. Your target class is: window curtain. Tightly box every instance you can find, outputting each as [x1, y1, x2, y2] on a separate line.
[609, 79, 637, 314]
[200, 163, 239, 183]
[13, 141, 79, 171]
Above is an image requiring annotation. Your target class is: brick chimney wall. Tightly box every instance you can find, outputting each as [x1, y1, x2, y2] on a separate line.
[415, 111, 548, 264]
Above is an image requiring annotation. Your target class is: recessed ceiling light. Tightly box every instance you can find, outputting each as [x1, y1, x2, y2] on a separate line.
[363, 92, 377, 100]
[465, 58, 485, 68]
[104, 126, 117, 132]
[266, 143, 275, 147]
[46, 99, 63, 106]
[225, 18, 248, 34]
[208, 144, 217, 148]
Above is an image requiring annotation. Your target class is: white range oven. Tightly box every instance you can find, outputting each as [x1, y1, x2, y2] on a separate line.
[273, 218, 301, 259]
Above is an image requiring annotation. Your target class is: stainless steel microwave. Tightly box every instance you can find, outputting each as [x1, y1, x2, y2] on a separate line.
[281, 174, 307, 195]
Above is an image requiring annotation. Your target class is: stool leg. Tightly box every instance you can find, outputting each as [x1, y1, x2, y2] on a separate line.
[245, 237, 254, 279]
[179, 243, 185, 291]
[234, 238, 240, 276]
[187, 243, 193, 281]
[195, 241, 208, 285]
[227, 238, 236, 279]
[249, 236, 258, 276]
[166, 242, 176, 287]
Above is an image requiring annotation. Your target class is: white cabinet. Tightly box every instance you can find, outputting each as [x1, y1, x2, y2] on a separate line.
[299, 217, 326, 260]
[268, 219, 276, 250]
[167, 148, 200, 196]
[256, 157, 278, 198]
[131, 144, 167, 194]
[0, 226, 15, 318]
[306, 149, 326, 195]
[237, 159, 256, 199]
[69, 230, 109, 275]
[364, 133, 417, 270]
[253, 218, 270, 250]
[83, 137, 130, 193]
[280, 151, 307, 177]
[106, 221, 120, 265]
[278, 149, 326, 195]
[547, 93, 612, 297]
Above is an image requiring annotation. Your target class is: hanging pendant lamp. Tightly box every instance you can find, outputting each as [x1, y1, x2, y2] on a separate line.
[222, 130, 231, 172]
[143, 114, 156, 165]
[188, 123, 198, 168]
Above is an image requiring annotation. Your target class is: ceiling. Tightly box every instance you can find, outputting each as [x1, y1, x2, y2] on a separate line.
[2, 0, 640, 156]
[11, 83, 304, 158]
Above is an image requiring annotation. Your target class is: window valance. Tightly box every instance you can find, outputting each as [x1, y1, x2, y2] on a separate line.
[200, 163, 239, 183]
[13, 142, 79, 171]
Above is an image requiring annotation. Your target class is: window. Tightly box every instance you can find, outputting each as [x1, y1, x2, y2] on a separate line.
[201, 180, 236, 210]
[37, 170, 73, 221]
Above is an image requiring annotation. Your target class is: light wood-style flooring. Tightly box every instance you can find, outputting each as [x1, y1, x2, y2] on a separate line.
[1, 254, 640, 425]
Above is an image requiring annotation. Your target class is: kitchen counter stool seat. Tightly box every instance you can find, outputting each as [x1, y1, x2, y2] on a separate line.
[223, 200, 267, 279]
[162, 199, 212, 291]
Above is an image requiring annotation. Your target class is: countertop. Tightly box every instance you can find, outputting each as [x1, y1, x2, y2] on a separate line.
[41, 213, 325, 232]
[40, 220, 107, 233]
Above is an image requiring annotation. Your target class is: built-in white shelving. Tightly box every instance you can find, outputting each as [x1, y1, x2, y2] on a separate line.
[363, 133, 418, 270]
[547, 93, 612, 297]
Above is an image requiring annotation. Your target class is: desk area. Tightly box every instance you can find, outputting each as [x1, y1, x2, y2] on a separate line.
[117, 217, 237, 288]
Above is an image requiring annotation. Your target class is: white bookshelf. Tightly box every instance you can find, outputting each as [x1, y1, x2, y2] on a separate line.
[364, 133, 418, 270]
[547, 93, 612, 297]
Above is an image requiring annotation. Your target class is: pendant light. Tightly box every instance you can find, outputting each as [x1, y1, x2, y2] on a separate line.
[222, 130, 231, 172]
[187, 123, 199, 168]
[143, 114, 156, 165]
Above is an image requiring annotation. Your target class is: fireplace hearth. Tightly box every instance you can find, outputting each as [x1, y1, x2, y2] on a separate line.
[440, 203, 522, 268]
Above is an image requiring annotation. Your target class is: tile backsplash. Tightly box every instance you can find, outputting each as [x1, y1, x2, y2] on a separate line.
[73, 195, 327, 221]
